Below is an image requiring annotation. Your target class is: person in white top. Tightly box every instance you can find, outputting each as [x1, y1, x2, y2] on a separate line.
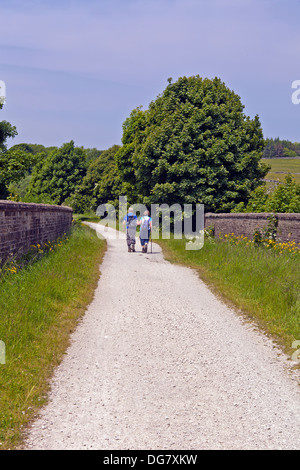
[138, 210, 152, 253]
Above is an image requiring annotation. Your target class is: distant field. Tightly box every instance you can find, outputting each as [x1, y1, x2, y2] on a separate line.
[262, 157, 300, 184]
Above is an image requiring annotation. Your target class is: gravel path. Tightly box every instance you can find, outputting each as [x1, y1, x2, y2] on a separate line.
[24, 222, 300, 450]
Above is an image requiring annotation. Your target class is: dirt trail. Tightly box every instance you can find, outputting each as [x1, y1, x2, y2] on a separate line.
[24, 223, 300, 450]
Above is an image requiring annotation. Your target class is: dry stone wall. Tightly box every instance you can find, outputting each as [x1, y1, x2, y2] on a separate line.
[205, 212, 300, 243]
[0, 200, 73, 263]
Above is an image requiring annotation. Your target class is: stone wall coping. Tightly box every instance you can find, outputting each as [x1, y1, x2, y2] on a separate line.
[205, 212, 300, 220]
[0, 200, 73, 212]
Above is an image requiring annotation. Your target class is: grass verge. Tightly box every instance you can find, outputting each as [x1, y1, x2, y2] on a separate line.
[263, 157, 300, 184]
[0, 223, 106, 449]
[157, 235, 300, 357]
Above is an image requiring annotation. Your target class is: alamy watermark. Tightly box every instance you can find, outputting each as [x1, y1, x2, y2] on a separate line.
[291, 340, 300, 364]
[0, 80, 6, 106]
[291, 80, 300, 105]
[0, 340, 5, 365]
[96, 196, 205, 250]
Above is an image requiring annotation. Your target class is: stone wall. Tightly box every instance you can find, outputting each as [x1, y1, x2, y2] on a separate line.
[205, 212, 300, 243]
[0, 200, 73, 263]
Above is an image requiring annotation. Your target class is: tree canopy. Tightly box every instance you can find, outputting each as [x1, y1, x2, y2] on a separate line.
[73, 144, 121, 212]
[263, 137, 300, 159]
[7, 75, 292, 214]
[0, 107, 34, 199]
[26, 141, 87, 205]
[116, 76, 269, 212]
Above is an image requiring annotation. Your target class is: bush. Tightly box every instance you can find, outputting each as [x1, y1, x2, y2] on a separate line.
[232, 175, 300, 213]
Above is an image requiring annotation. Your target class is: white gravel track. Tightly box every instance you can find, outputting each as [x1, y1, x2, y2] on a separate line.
[24, 222, 300, 450]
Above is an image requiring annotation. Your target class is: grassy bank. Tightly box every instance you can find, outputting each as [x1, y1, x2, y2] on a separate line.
[0, 223, 106, 449]
[263, 157, 300, 184]
[158, 234, 300, 355]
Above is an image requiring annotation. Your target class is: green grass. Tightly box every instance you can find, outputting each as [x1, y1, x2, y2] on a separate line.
[0, 223, 106, 449]
[158, 235, 300, 355]
[263, 157, 300, 184]
[73, 211, 101, 223]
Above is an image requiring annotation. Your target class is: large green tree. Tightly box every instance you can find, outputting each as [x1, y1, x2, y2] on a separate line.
[75, 144, 121, 212]
[115, 107, 146, 202]
[0, 107, 34, 199]
[116, 76, 269, 212]
[26, 141, 87, 204]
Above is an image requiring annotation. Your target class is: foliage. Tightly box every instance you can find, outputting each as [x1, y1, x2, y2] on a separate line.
[116, 76, 268, 212]
[8, 173, 33, 200]
[115, 107, 146, 202]
[25, 141, 87, 205]
[8, 145, 103, 203]
[5, 145, 54, 201]
[74, 144, 122, 212]
[84, 147, 103, 165]
[0, 233, 69, 278]
[9, 143, 57, 156]
[0, 121, 35, 199]
[233, 175, 300, 213]
[0, 148, 35, 199]
[266, 175, 300, 212]
[222, 231, 300, 255]
[0, 120, 17, 150]
[263, 137, 300, 159]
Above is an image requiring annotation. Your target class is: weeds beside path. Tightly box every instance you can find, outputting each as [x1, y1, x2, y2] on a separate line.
[0, 223, 106, 449]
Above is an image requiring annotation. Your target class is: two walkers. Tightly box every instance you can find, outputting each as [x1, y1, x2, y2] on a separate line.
[123, 208, 152, 253]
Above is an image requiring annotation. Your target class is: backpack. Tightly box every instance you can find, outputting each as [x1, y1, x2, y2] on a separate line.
[127, 214, 137, 237]
[127, 214, 137, 228]
[140, 216, 150, 238]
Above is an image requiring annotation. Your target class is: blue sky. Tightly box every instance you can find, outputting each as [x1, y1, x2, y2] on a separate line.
[0, 0, 300, 150]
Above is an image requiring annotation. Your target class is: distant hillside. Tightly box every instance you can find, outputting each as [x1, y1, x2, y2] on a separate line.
[262, 157, 300, 185]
